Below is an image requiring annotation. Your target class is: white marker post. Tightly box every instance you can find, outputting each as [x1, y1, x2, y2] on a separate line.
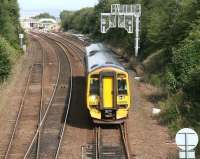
[101, 4, 141, 57]
[176, 128, 199, 159]
[19, 33, 24, 49]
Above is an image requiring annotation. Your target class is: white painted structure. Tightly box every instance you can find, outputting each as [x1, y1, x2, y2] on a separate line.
[20, 17, 60, 32]
[176, 128, 199, 159]
[20, 17, 39, 31]
[101, 4, 141, 57]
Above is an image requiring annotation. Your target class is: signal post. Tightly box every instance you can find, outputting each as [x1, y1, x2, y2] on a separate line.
[101, 4, 141, 57]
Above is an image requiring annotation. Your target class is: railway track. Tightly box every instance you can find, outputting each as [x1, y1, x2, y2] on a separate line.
[40, 32, 85, 64]
[21, 32, 73, 159]
[3, 31, 132, 159]
[54, 32, 132, 159]
[96, 123, 130, 159]
[4, 36, 47, 159]
[82, 123, 130, 159]
[3, 32, 72, 159]
[55, 32, 89, 50]
[56, 32, 89, 48]
[62, 32, 85, 49]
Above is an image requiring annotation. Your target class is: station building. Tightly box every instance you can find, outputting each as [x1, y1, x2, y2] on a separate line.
[20, 17, 60, 32]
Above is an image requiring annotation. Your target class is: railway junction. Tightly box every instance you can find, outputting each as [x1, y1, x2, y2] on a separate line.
[0, 31, 176, 159]
[1, 0, 200, 158]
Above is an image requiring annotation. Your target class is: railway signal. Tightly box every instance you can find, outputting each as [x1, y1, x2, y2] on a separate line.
[100, 4, 141, 57]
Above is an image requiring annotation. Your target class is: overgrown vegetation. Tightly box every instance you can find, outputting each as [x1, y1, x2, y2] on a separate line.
[60, 0, 200, 155]
[0, 0, 22, 82]
[60, 8, 95, 34]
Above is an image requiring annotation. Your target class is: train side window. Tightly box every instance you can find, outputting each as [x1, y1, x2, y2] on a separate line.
[118, 79, 127, 95]
[90, 78, 99, 95]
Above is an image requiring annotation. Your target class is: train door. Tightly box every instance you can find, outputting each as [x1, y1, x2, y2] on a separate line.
[100, 72, 117, 110]
[102, 77, 113, 108]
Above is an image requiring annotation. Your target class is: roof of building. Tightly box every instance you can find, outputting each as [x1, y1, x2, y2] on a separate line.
[38, 18, 57, 24]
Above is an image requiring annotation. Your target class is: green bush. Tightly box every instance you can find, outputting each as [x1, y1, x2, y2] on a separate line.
[0, 0, 20, 46]
[60, 8, 95, 34]
[181, 67, 200, 126]
[161, 40, 200, 155]
[165, 70, 177, 92]
[159, 92, 183, 125]
[0, 36, 20, 82]
[0, 36, 19, 62]
[147, 74, 162, 86]
[167, 41, 200, 90]
[0, 53, 11, 82]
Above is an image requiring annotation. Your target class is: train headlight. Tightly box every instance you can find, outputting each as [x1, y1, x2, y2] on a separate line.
[119, 95, 125, 100]
[89, 95, 99, 109]
[118, 104, 128, 109]
[90, 105, 99, 109]
[91, 95, 97, 100]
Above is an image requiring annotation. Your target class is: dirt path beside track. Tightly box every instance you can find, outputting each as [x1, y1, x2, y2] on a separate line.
[127, 71, 177, 159]
[0, 38, 36, 157]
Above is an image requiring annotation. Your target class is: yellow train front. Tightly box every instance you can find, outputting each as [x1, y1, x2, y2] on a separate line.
[85, 43, 131, 124]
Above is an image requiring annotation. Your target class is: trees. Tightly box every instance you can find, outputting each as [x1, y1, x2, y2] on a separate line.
[0, 0, 21, 82]
[33, 12, 56, 19]
[0, 0, 20, 46]
[0, 35, 19, 82]
[0, 51, 11, 82]
[60, 8, 95, 34]
[60, 11, 74, 31]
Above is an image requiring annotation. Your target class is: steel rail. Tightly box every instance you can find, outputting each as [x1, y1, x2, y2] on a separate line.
[94, 124, 130, 159]
[56, 38, 84, 65]
[95, 126, 101, 159]
[30, 33, 74, 159]
[120, 123, 131, 159]
[53, 32, 131, 159]
[36, 33, 74, 159]
[54, 42, 73, 159]
[24, 32, 75, 159]
[4, 65, 34, 159]
[36, 32, 78, 60]
[23, 34, 61, 159]
[52, 32, 86, 52]
[36, 36, 45, 159]
[56, 32, 89, 46]
[42, 33, 84, 63]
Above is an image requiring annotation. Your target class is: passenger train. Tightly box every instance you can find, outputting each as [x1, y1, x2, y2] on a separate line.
[85, 43, 131, 124]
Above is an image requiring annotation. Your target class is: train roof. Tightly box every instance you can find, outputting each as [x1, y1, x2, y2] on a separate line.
[86, 43, 108, 56]
[86, 43, 125, 73]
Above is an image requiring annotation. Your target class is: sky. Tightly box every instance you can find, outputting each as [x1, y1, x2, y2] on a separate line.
[18, 0, 98, 17]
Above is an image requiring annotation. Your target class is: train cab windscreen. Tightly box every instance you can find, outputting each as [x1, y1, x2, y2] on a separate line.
[90, 75, 99, 95]
[118, 79, 127, 95]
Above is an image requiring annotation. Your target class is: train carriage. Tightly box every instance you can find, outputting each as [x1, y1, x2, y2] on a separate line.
[85, 43, 131, 124]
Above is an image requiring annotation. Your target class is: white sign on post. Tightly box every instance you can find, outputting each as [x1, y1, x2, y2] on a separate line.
[100, 4, 141, 56]
[175, 128, 199, 159]
[19, 34, 24, 39]
[19, 34, 24, 49]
